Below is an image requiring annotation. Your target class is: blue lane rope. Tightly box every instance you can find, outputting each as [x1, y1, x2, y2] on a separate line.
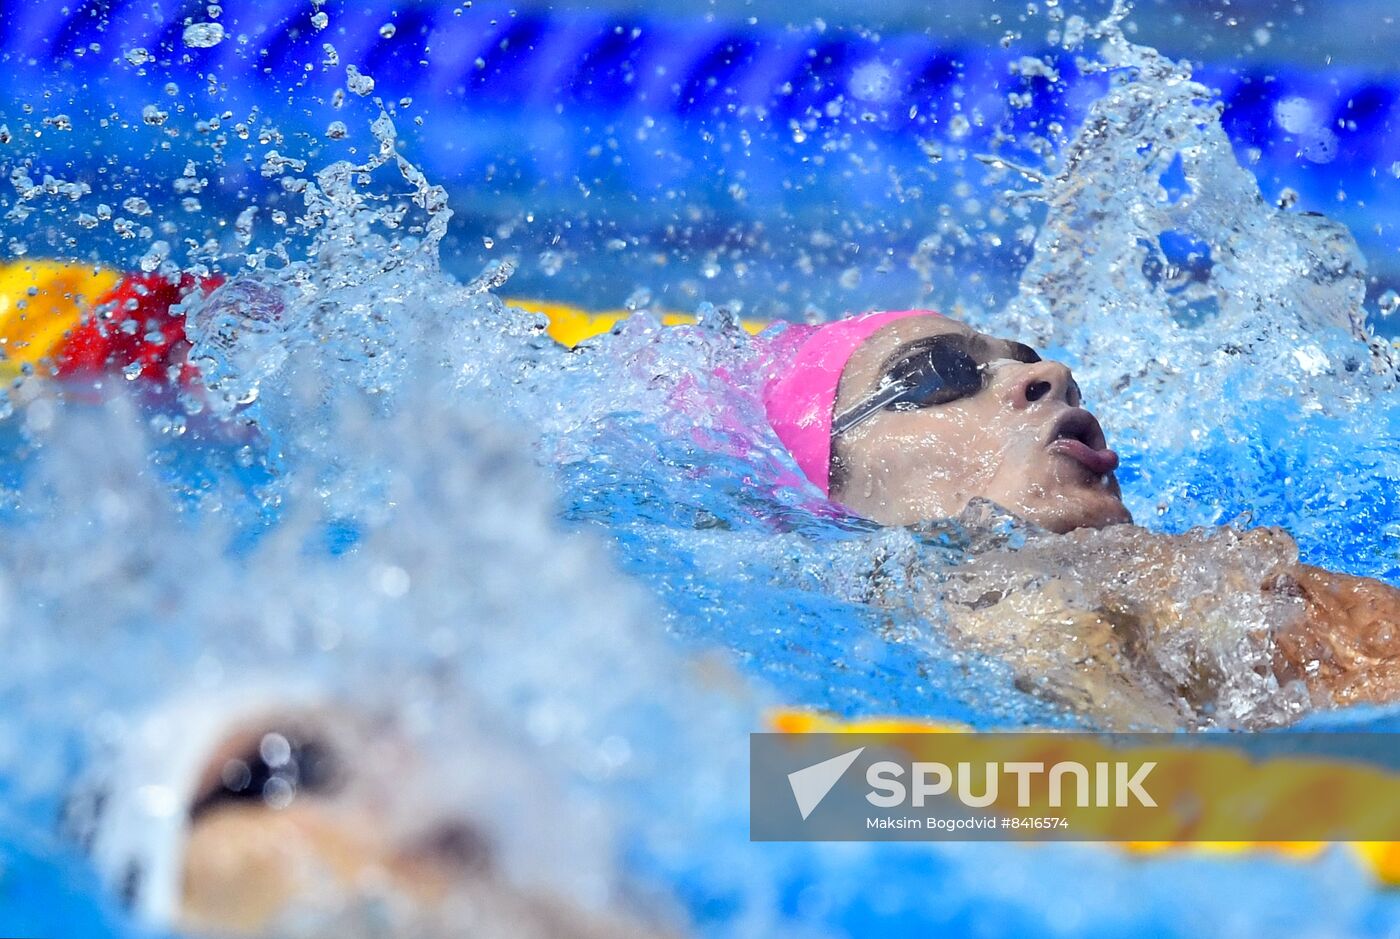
[4, 1, 1392, 146]
[2, 0, 1398, 254]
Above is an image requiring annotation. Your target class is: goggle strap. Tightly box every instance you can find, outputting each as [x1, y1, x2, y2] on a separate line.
[831, 380, 912, 437]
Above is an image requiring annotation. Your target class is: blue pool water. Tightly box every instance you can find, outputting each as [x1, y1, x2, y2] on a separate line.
[5, 1, 1400, 937]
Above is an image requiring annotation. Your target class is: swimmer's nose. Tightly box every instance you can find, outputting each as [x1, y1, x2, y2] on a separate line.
[1007, 360, 1080, 409]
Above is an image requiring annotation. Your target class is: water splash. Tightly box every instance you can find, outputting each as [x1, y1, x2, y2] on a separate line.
[5, 4, 1400, 937]
[1002, 4, 1388, 429]
[168, 8, 1400, 740]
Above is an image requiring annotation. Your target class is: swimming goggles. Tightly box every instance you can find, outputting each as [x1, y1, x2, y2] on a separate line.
[830, 333, 1041, 437]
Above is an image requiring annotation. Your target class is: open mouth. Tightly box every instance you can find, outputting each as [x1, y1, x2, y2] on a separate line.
[1045, 408, 1119, 477]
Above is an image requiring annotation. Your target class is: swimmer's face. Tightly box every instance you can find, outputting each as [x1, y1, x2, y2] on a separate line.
[174, 711, 656, 939]
[830, 315, 1131, 533]
[178, 712, 480, 937]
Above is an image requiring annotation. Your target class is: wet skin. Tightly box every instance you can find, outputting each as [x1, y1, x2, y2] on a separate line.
[829, 314, 1133, 534]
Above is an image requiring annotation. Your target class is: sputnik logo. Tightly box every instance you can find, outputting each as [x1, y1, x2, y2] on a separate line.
[787, 747, 865, 820]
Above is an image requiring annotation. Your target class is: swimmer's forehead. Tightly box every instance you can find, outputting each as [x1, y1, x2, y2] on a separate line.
[841, 315, 1038, 394]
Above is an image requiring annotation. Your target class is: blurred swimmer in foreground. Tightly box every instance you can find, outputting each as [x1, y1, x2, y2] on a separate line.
[761, 310, 1400, 728]
[66, 681, 671, 938]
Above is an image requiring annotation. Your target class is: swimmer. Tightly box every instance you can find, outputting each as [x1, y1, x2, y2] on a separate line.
[761, 310, 1400, 728]
[65, 680, 671, 938]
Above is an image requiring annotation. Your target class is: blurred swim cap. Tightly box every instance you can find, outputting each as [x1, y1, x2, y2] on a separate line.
[761, 310, 940, 495]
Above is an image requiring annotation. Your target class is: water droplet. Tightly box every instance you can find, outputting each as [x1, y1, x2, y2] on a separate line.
[181, 22, 225, 49]
[220, 759, 251, 791]
[260, 733, 291, 767]
[379, 23, 396, 38]
[260, 151, 306, 178]
[376, 565, 410, 597]
[849, 61, 894, 103]
[538, 249, 563, 276]
[1274, 97, 1316, 135]
[1379, 289, 1400, 318]
[138, 240, 170, 273]
[262, 776, 295, 809]
[345, 65, 375, 97]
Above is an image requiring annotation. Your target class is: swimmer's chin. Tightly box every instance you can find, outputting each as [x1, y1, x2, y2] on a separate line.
[1031, 459, 1133, 532]
[1018, 489, 1134, 534]
[948, 484, 1132, 534]
[837, 481, 1132, 533]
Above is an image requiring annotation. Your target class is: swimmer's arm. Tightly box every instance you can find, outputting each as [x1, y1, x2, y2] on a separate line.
[1267, 563, 1400, 706]
[1091, 526, 1400, 707]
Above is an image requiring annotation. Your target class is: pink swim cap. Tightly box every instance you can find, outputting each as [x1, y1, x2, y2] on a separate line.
[761, 310, 940, 494]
